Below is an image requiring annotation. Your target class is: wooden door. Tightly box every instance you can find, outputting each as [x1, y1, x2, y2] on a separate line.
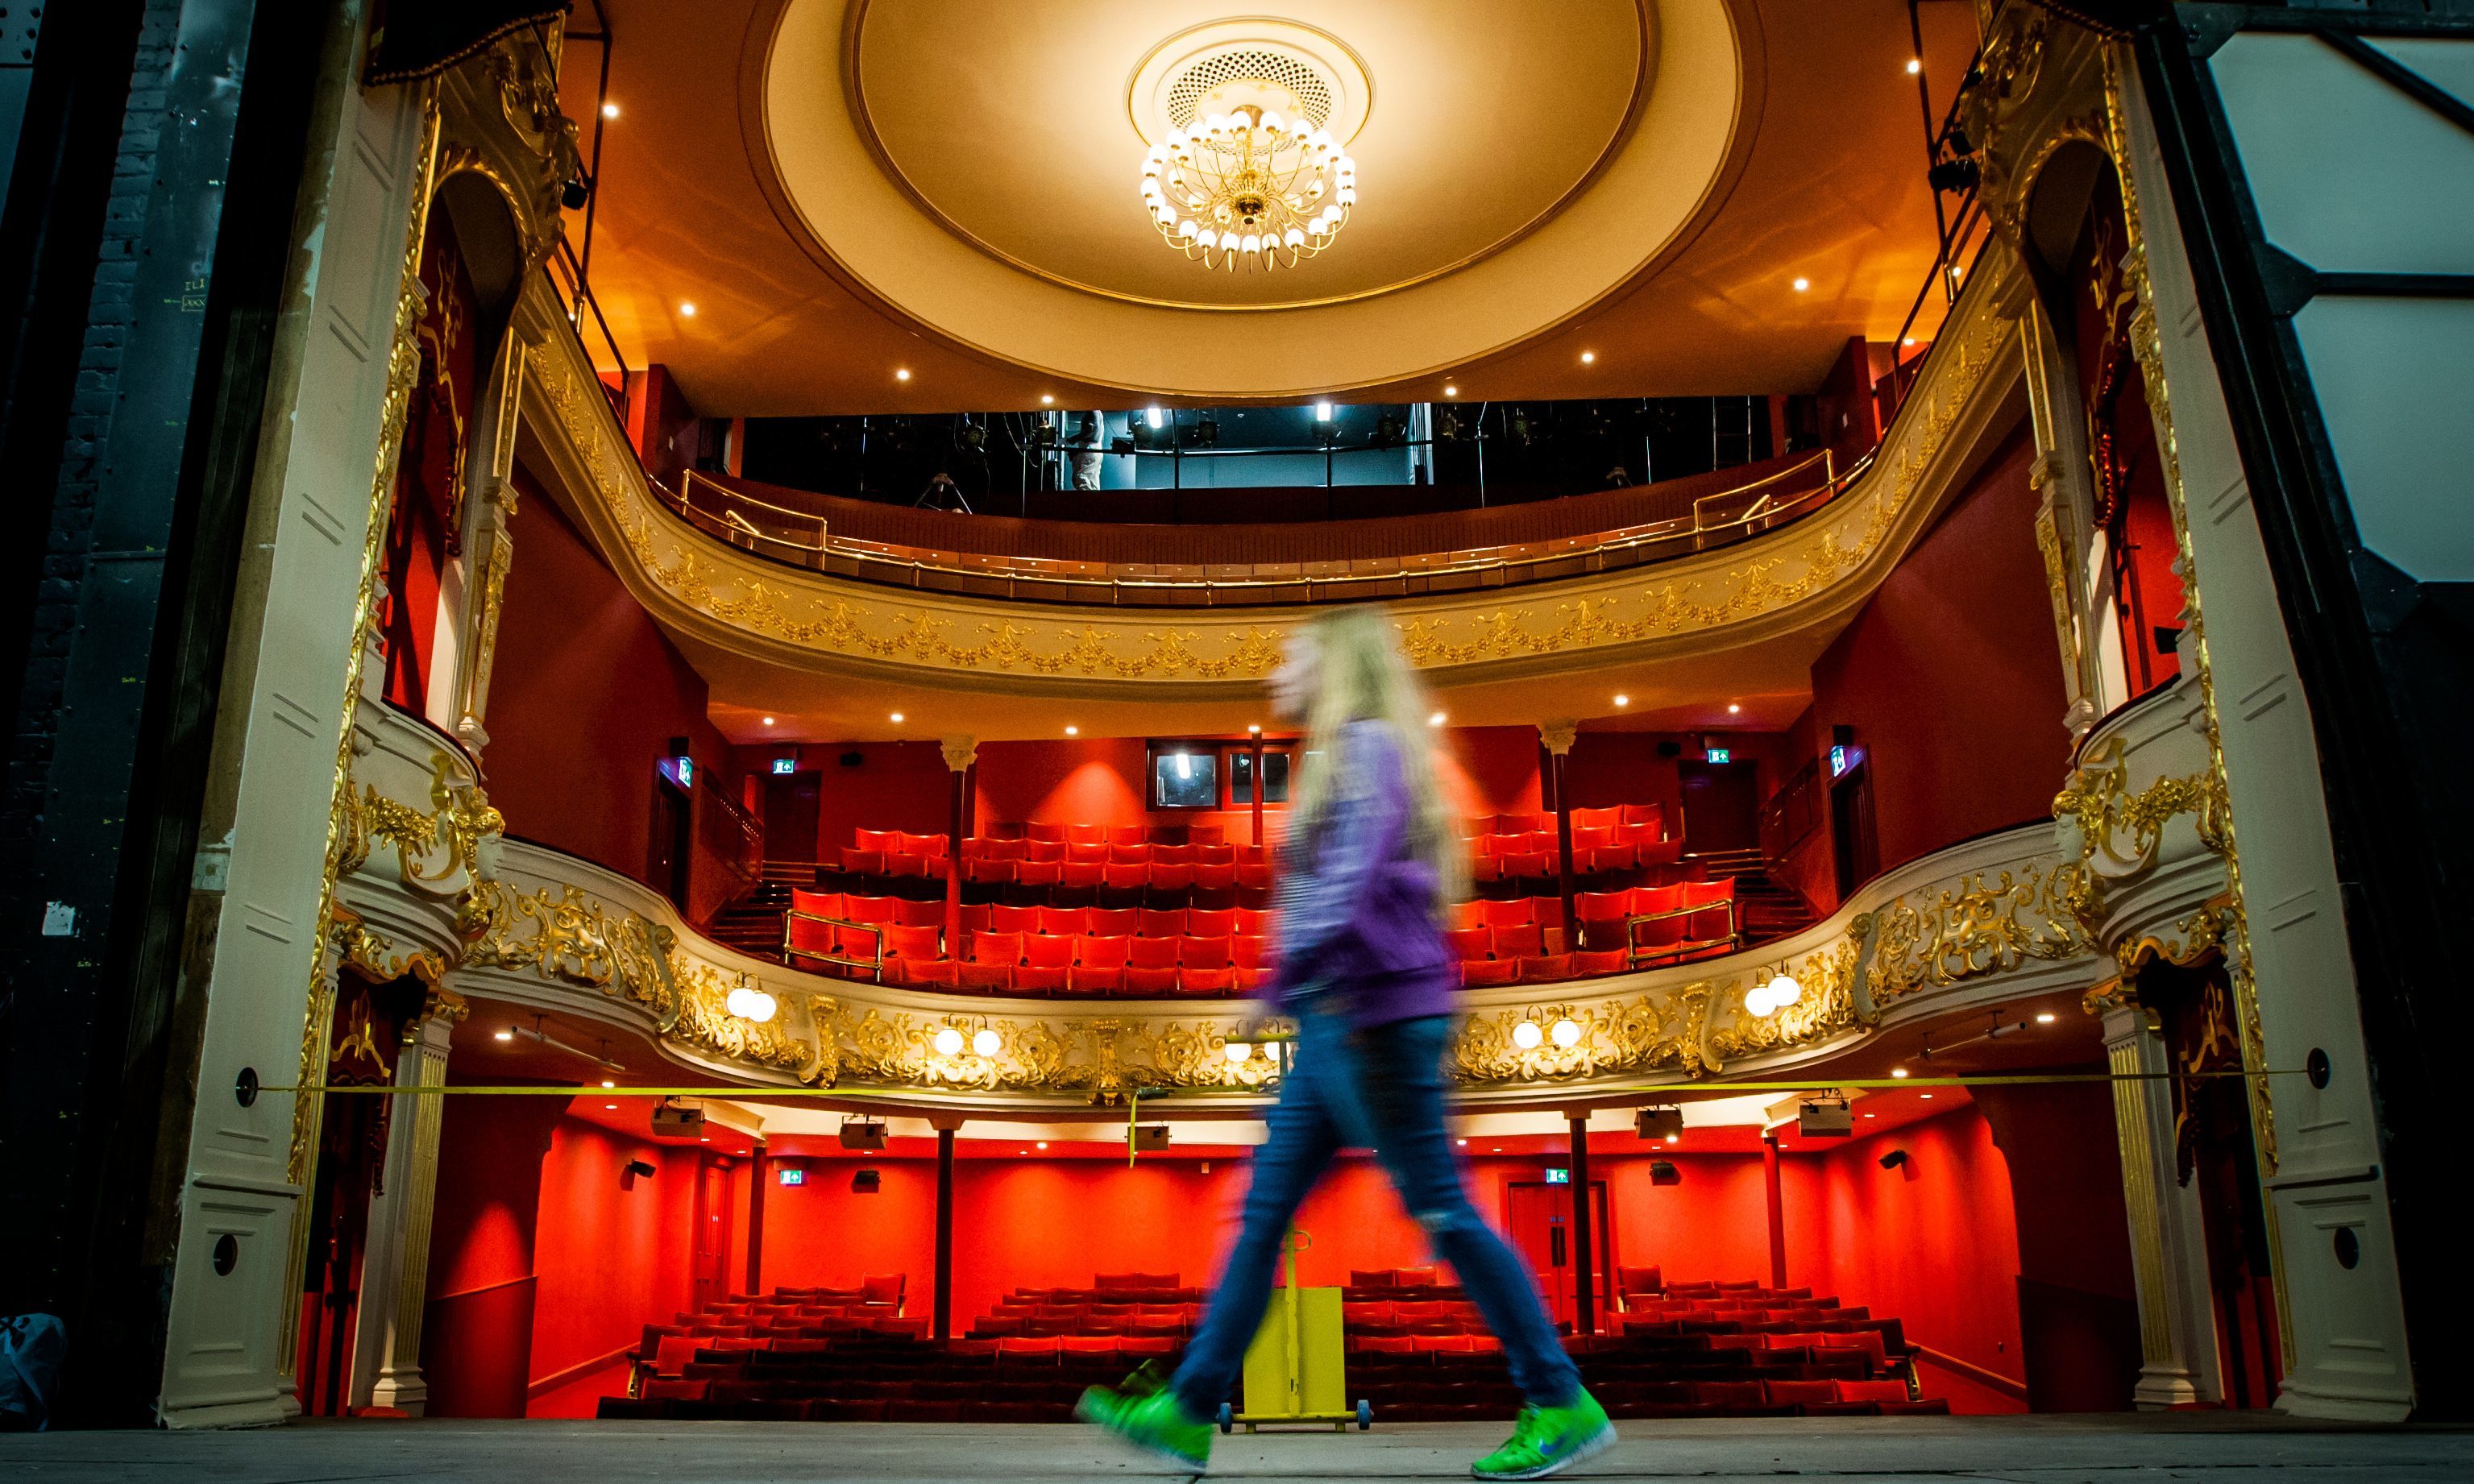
[1505, 1181, 1613, 1329]
[764, 770, 821, 863]
[692, 1158, 733, 1309]
[1677, 759, 1758, 851]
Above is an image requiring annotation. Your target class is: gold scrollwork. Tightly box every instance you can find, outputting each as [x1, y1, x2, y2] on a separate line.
[463, 879, 684, 1024]
[1866, 866, 2084, 1006]
[2051, 736, 2227, 946]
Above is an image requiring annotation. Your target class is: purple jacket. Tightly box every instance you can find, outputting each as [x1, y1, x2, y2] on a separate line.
[1270, 719, 1456, 1029]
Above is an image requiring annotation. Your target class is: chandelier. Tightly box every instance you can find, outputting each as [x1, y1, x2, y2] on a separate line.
[1140, 104, 1356, 272]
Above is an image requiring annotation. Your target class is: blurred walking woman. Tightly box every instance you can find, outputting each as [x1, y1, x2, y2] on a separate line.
[1079, 606, 1613, 1481]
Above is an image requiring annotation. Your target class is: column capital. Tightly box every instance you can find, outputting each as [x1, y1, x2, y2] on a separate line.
[940, 735, 978, 773]
[928, 1113, 966, 1134]
[1538, 719, 1578, 756]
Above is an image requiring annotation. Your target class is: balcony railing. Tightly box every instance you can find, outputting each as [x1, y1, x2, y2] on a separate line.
[650, 450, 1865, 609]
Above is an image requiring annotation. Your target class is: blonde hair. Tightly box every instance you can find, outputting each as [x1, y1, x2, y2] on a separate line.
[1285, 605, 1469, 910]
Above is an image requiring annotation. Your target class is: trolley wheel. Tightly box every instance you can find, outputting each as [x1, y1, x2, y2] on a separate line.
[1356, 1399, 1374, 1430]
[1217, 1402, 1234, 1434]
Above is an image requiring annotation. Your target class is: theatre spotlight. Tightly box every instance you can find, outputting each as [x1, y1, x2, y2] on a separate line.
[1879, 1149, 1910, 1171]
[1636, 1106, 1684, 1141]
[1797, 1100, 1853, 1138]
[650, 1101, 704, 1138]
[1132, 1125, 1172, 1153]
[840, 1117, 889, 1151]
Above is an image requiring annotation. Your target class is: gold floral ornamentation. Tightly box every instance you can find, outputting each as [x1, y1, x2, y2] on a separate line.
[328, 902, 449, 993]
[463, 880, 684, 1024]
[667, 957, 816, 1080]
[1709, 940, 1864, 1064]
[350, 752, 504, 900]
[2051, 736, 2227, 944]
[1867, 867, 2084, 1006]
[823, 1006, 1277, 1096]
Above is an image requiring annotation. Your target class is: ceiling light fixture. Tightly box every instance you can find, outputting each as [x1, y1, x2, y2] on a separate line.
[1791, 277, 1810, 292]
[1427, 711, 1446, 727]
[1144, 95, 1354, 272]
[724, 977, 778, 1024]
[678, 302, 696, 317]
[762, 716, 775, 726]
[1613, 694, 1629, 707]
[2036, 1012, 2057, 1024]
[1726, 703, 1741, 714]
[1579, 350, 1596, 364]
[493, 1028, 514, 1042]
[1442, 384, 1458, 397]
[602, 1079, 616, 1088]
[932, 1026, 965, 1057]
[890, 711, 905, 723]
[1891, 1067, 1910, 1078]
[1040, 394, 1055, 405]
[1906, 58, 1922, 75]
[973, 1029, 1002, 1057]
[602, 102, 621, 119]
[1065, 725, 1078, 736]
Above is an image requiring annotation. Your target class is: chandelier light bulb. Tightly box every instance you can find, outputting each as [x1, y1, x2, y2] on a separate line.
[1225, 1042, 1253, 1063]
[1143, 98, 1356, 272]
[972, 1028, 1002, 1057]
[1745, 985, 1776, 1018]
[1513, 1021, 1545, 1051]
[1550, 1018, 1583, 1048]
[725, 984, 777, 1024]
[1766, 973, 1802, 1006]
[933, 1026, 965, 1057]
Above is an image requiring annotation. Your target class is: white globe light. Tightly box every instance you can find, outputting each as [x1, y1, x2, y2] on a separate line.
[1550, 1018, 1583, 1048]
[1512, 1022, 1545, 1051]
[1766, 974, 1802, 1006]
[1745, 986, 1776, 1018]
[932, 1026, 965, 1057]
[725, 985, 777, 1023]
[972, 1029, 1002, 1057]
[1224, 1042, 1253, 1063]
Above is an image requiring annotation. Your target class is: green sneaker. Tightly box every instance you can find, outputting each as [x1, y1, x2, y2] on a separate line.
[1471, 1389, 1617, 1481]
[1076, 1380, 1213, 1473]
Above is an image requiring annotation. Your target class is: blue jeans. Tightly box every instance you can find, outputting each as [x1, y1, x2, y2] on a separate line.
[1169, 1001, 1583, 1416]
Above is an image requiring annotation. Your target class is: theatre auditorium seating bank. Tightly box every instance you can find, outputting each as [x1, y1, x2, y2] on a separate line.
[602, 1271, 1943, 1423]
[774, 815, 1737, 997]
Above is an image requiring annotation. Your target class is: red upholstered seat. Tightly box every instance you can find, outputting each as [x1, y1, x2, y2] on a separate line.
[1589, 844, 1638, 873]
[990, 903, 1041, 934]
[650, 1333, 701, 1377]
[1571, 805, 1621, 831]
[1149, 844, 1190, 865]
[1077, 935, 1131, 969]
[640, 1377, 708, 1402]
[997, 1336, 1060, 1357]
[1445, 926, 1493, 962]
[1501, 851, 1550, 880]
[1573, 949, 1628, 976]
[1232, 966, 1264, 993]
[1477, 898, 1533, 929]
[1191, 861, 1235, 889]
[882, 923, 942, 962]
[1765, 1380, 1838, 1407]
[1231, 935, 1267, 970]
[1066, 824, 1106, 846]
[1632, 885, 1687, 950]
[1023, 934, 1076, 970]
[898, 831, 948, 859]
[1149, 863, 1193, 890]
[1461, 958, 1518, 986]
[1061, 861, 1103, 887]
[1124, 965, 1181, 996]
[1835, 1380, 1910, 1403]
[1617, 1264, 1662, 1295]
[982, 837, 1024, 860]
[1180, 967, 1235, 995]
[1816, 1332, 1891, 1369]
[1197, 843, 1236, 865]
[1235, 863, 1272, 889]
[854, 827, 899, 853]
[1015, 860, 1062, 887]
[1132, 907, 1181, 937]
[838, 848, 883, 875]
[956, 963, 1013, 992]
[1067, 841, 1109, 864]
[1185, 906, 1236, 937]
[1070, 966, 1123, 994]
[1027, 822, 1067, 844]
[1084, 906, 1136, 937]
[969, 931, 1023, 966]
[861, 1273, 906, 1308]
[1104, 864, 1148, 890]
[891, 897, 943, 927]
[1188, 823, 1222, 846]
[893, 959, 957, 987]
[1023, 838, 1065, 862]
[1177, 935, 1231, 968]
[1129, 937, 1179, 969]
[1693, 1380, 1766, 1407]
[1108, 842, 1152, 864]
[1492, 924, 1544, 958]
[1110, 825, 1148, 847]
[962, 858, 1014, 885]
[1012, 965, 1069, 994]
[1682, 877, 1738, 942]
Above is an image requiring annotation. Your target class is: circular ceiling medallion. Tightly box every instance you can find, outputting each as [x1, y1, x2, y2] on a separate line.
[755, 0, 1751, 396]
[1127, 20, 1372, 146]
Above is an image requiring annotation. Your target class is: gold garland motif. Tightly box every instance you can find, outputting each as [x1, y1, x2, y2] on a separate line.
[1866, 866, 2084, 1006]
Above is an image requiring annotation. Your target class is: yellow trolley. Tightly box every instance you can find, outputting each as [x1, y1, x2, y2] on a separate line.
[1217, 1229, 1375, 1434]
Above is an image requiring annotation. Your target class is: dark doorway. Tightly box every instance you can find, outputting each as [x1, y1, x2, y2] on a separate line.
[650, 770, 693, 912]
[1830, 762, 1879, 899]
[764, 770, 822, 863]
[1677, 759, 1758, 852]
[1505, 1179, 1611, 1329]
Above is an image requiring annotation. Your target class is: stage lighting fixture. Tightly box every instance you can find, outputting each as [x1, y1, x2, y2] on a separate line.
[1636, 1107, 1684, 1141]
[650, 1101, 704, 1138]
[1797, 1100, 1853, 1138]
[840, 1117, 889, 1151]
[1132, 1124, 1172, 1153]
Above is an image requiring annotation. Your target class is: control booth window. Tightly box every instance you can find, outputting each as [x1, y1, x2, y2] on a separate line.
[1231, 748, 1291, 805]
[1150, 745, 1218, 810]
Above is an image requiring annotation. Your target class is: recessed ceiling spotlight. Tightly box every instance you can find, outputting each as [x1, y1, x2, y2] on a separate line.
[1863, 1112, 1877, 1119]
[1457, 1138, 1467, 1146]
[1902, 337, 1917, 347]
[1579, 350, 1596, 364]
[1891, 1067, 1909, 1079]
[1726, 703, 1741, 714]
[1905, 58, 1922, 75]
[601, 1079, 616, 1088]
[895, 368, 911, 382]
[1248, 723, 1261, 734]
[1791, 277, 1810, 292]
[493, 1028, 513, 1042]
[890, 711, 905, 723]
[1065, 725, 1078, 736]
[2036, 1012, 2057, 1024]
[679, 301, 697, 317]
[1920, 1092, 1935, 1100]
[1037, 1141, 1048, 1150]
[1040, 394, 1055, 405]
[602, 102, 621, 119]
[1613, 694, 1629, 707]
[1428, 711, 1447, 727]
[1442, 384, 1459, 397]
[762, 716, 775, 726]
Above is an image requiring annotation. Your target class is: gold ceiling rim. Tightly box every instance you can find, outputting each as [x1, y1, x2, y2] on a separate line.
[827, 0, 1658, 314]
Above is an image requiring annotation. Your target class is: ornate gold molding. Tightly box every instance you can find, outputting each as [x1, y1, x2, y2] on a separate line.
[1866, 865, 2082, 1009]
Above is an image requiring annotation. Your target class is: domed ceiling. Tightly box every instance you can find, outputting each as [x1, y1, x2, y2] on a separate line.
[558, 0, 1977, 412]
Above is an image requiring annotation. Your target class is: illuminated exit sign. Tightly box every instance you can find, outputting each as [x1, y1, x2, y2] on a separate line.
[772, 757, 797, 775]
[778, 1167, 805, 1187]
[1543, 1167, 1571, 1185]
[1704, 748, 1731, 765]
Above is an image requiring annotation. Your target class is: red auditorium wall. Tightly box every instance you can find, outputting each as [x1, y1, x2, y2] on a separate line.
[420, 1092, 567, 1416]
[1807, 1104, 2028, 1414]
[525, 1119, 701, 1404]
[487, 469, 742, 923]
[1808, 425, 2069, 881]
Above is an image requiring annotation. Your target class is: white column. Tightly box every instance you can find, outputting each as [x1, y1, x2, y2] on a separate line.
[354, 995, 463, 1413]
[2102, 1002, 2222, 1408]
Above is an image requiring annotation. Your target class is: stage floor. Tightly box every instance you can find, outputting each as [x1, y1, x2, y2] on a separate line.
[6, 1415, 2472, 1482]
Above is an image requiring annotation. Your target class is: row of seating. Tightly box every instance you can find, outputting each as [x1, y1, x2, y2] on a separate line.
[981, 822, 1237, 847]
[960, 838, 1272, 865]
